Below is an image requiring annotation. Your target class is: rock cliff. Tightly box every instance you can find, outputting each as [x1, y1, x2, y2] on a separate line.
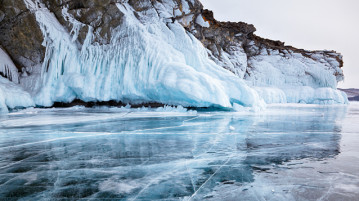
[0, 0, 344, 81]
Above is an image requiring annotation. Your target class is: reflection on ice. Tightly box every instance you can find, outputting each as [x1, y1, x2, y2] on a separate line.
[0, 104, 357, 200]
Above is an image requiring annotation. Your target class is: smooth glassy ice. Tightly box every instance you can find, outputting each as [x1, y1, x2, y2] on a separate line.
[0, 103, 358, 200]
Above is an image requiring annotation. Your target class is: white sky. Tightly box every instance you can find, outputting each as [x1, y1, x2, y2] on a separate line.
[201, 0, 359, 89]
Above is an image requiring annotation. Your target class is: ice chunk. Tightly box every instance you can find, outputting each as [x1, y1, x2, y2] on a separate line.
[0, 77, 34, 113]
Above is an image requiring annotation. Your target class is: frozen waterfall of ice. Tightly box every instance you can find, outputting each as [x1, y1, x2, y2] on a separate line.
[21, 0, 264, 110]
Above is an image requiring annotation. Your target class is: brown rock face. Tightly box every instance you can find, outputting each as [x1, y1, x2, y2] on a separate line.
[0, 0, 45, 70]
[0, 0, 126, 72]
[43, 0, 124, 45]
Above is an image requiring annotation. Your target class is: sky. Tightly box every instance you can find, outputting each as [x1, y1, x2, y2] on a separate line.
[201, 0, 359, 89]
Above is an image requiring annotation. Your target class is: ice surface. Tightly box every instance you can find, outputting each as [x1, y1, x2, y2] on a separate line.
[0, 103, 358, 200]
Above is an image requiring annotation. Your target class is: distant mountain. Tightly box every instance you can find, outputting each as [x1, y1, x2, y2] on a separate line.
[339, 88, 359, 101]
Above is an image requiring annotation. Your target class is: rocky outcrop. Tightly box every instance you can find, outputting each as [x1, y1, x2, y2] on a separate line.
[0, 0, 125, 71]
[0, 0, 344, 83]
[0, 0, 347, 108]
[43, 0, 124, 45]
[178, 7, 344, 84]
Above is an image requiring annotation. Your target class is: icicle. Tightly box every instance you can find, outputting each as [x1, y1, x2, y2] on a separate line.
[0, 48, 19, 84]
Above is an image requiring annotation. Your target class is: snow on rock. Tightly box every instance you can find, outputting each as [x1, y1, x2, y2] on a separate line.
[196, 15, 210, 28]
[180, 0, 191, 14]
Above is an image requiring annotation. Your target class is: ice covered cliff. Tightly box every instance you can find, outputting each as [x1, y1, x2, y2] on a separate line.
[187, 9, 347, 104]
[0, 0, 348, 112]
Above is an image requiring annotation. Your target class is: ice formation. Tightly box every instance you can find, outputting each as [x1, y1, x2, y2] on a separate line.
[21, 0, 264, 109]
[0, 48, 19, 84]
[0, 77, 34, 113]
[245, 49, 348, 104]
[0, 48, 34, 113]
[0, 0, 349, 112]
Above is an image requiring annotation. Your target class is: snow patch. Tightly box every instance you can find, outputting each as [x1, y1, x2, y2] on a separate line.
[196, 15, 210, 28]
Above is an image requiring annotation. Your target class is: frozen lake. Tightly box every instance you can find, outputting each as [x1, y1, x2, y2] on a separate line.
[0, 103, 358, 200]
